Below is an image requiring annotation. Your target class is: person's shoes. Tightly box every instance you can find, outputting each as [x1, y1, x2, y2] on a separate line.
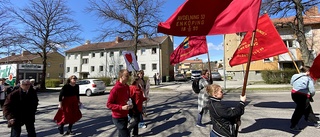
[58, 127, 64, 134]
[64, 130, 75, 135]
[290, 126, 302, 132]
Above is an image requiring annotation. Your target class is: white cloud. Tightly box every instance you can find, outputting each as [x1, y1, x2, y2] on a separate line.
[207, 42, 223, 51]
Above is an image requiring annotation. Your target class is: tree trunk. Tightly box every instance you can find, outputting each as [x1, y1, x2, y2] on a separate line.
[293, 0, 314, 66]
[40, 51, 47, 90]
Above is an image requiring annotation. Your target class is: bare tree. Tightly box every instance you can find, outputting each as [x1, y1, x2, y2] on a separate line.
[9, 0, 82, 90]
[86, 0, 164, 59]
[261, 0, 320, 66]
[0, 0, 15, 57]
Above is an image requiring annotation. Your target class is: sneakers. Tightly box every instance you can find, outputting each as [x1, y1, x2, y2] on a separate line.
[290, 126, 302, 132]
[64, 130, 75, 135]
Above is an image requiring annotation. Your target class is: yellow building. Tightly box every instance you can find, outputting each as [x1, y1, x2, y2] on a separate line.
[224, 7, 320, 81]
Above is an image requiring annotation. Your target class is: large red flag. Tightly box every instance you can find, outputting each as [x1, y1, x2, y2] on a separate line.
[229, 14, 289, 67]
[170, 36, 208, 65]
[158, 0, 261, 36]
[310, 54, 320, 80]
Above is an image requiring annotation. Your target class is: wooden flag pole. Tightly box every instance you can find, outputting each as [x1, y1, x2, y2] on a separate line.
[241, 31, 257, 96]
[207, 51, 213, 84]
[287, 51, 300, 73]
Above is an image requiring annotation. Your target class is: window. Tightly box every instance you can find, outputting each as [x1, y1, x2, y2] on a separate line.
[141, 64, 146, 70]
[92, 52, 95, 57]
[119, 65, 123, 70]
[283, 40, 293, 48]
[59, 73, 63, 78]
[110, 51, 114, 57]
[263, 57, 273, 62]
[91, 66, 95, 72]
[99, 66, 103, 71]
[100, 52, 104, 57]
[109, 65, 114, 72]
[59, 64, 63, 68]
[141, 49, 146, 55]
[47, 73, 50, 78]
[152, 63, 157, 70]
[67, 67, 70, 72]
[82, 59, 88, 64]
[47, 62, 51, 67]
[152, 48, 157, 54]
[75, 54, 78, 59]
[67, 55, 70, 59]
[74, 67, 77, 73]
[119, 50, 122, 56]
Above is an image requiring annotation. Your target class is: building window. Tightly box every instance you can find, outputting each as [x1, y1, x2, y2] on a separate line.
[100, 52, 104, 57]
[283, 40, 293, 48]
[74, 67, 77, 73]
[59, 73, 63, 78]
[47, 62, 51, 67]
[67, 67, 70, 72]
[59, 64, 63, 68]
[263, 57, 273, 62]
[141, 64, 146, 70]
[99, 66, 103, 71]
[82, 59, 88, 64]
[91, 66, 95, 72]
[92, 52, 95, 58]
[47, 73, 50, 78]
[75, 54, 78, 59]
[119, 65, 123, 70]
[119, 50, 122, 56]
[141, 49, 146, 55]
[152, 48, 157, 54]
[67, 55, 70, 60]
[152, 63, 157, 70]
[109, 65, 114, 72]
[110, 51, 114, 57]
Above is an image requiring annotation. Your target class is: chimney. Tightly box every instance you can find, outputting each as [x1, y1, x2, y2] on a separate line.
[115, 37, 124, 43]
[22, 51, 31, 56]
[85, 40, 91, 45]
[305, 6, 319, 16]
[11, 53, 15, 56]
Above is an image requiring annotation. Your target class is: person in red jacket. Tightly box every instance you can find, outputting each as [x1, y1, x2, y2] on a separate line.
[107, 69, 132, 137]
[128, 77, 147, 136]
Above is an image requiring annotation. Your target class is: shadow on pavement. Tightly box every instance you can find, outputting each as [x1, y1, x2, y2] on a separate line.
[253, 101, 296, 109]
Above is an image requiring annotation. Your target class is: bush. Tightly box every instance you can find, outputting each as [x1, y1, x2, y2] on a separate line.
[261, 69, 297, 84]
[45, 79, 61, 87]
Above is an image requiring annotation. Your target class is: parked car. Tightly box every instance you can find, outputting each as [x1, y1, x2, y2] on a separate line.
[211, 72, 222, 81]
[77, 79, 106, 96]
[174, 74, 188, 81]
[191, 70, 202, 80]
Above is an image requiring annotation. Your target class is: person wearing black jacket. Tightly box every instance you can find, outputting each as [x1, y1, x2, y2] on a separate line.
[206, 84, 246, 137]
[3, 79, 39, 137]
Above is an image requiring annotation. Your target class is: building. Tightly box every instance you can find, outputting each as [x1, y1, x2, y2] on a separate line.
[0, 51, 65, 84]
[224, 7, 320, 81]
[64, 36, 174, 82]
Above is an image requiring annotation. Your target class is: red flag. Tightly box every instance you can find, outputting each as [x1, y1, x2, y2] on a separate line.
[158, 0, 261, 36]
[170, 36, 208, 65]
[229, 14, 289, 67]
[310, 54, 320, 80]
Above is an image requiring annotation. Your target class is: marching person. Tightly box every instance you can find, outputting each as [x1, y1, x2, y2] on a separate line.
[0, 78, 6, 110]
[196, 69, 210, 127]
[290, 66, 319, 131]
[207, 84, 246, 137]
[107, 69, 132, 137]
[3, 79, 39, 137]
[54, 75, 82, 135]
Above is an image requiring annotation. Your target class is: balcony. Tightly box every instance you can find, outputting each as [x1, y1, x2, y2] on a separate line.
[278, 48, 302, 62]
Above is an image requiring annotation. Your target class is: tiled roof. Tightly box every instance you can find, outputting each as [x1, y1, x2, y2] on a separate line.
[0, 53, 39, 63]
[66, 36, 169, 53]
[272, 6, 320, 25]
[181, 59, 203, 64]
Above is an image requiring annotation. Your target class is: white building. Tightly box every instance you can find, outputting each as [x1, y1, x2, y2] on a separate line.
[65, 36, 174, 81]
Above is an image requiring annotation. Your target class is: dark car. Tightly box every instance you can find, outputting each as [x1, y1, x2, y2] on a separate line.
[211, 72, 222, 81]
[174, 74, 188, 81]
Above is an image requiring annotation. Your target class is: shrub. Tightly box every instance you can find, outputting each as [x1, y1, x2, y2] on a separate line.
[45, 79, 61, 87]
[261, 69, 296, 84]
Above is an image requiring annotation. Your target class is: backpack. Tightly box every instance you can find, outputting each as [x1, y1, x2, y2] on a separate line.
[192, 78, 201, 94]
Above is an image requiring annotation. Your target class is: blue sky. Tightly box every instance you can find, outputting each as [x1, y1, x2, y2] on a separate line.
[7, 0, 224, 62]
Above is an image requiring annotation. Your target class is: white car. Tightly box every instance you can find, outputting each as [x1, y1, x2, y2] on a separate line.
[77, 79, 106, 96]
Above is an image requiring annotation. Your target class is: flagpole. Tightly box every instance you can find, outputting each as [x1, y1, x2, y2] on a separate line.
[207, 51, 213, 84]
[287, 51, 300, 73]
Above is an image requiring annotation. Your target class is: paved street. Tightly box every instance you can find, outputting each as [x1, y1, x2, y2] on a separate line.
[1, 81, 320, 137]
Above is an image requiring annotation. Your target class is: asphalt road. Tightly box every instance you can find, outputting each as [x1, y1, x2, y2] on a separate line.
[1, 82, 320, 137]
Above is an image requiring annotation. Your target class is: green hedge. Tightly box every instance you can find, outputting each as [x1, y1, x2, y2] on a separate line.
[261, 69, 297, 84]
[45, 79, 61, 87]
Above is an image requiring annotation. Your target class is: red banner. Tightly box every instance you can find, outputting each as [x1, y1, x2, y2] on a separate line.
[310, 54, 320, 80]
[229, 14, 289, 67]
[158, 0, 261, 36]
[170, 36, 208, 65]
